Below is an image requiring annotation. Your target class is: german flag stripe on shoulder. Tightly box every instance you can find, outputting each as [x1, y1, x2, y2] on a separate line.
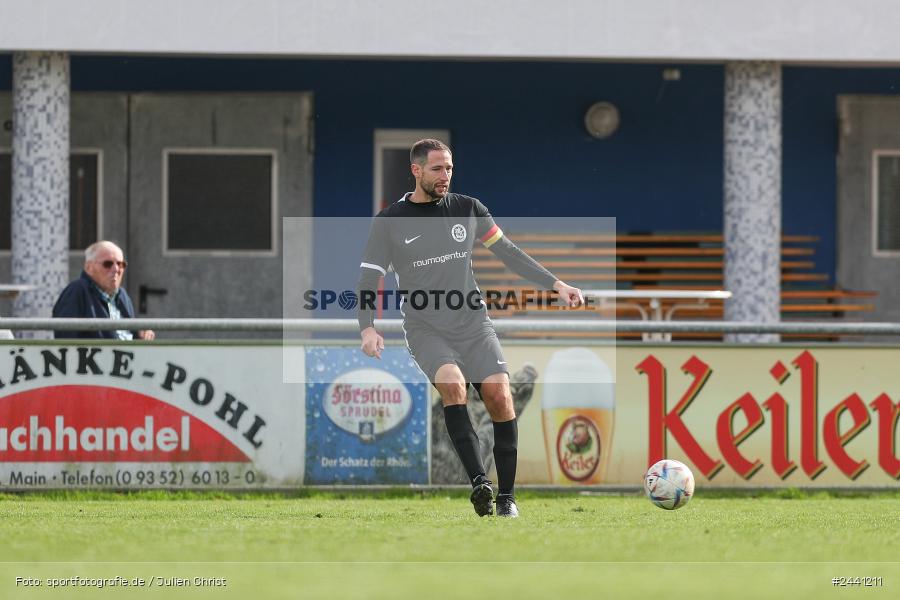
[479, 224, 504, 248]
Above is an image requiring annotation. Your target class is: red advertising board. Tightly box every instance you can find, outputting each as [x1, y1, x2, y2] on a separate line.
[0, 343, 304, 489]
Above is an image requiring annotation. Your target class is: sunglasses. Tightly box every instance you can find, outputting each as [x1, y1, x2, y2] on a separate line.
[100, 260, 128, 270]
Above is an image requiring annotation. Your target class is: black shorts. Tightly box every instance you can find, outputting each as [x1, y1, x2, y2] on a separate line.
[403, 320, 509, 385]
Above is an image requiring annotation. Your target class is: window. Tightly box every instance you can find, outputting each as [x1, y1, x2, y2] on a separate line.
[374, 129, 450, 214]
[163, 149, 277, 254]
[873, 151, 900, 255]
[0, 150, 100, 251]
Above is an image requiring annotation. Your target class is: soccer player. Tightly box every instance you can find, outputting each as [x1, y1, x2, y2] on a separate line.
[358, 139, 583, 517]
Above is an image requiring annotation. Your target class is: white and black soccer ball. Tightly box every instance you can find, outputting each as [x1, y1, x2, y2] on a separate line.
[643, 459, 694, 510]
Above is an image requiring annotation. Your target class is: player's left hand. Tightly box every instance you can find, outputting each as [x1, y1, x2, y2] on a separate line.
[553, 280, 584, 307]
[360, 327, 385, 359]
[139, 329, 156, 341]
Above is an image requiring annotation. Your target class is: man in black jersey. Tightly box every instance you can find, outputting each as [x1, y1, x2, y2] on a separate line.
[358, 139, 583, 518]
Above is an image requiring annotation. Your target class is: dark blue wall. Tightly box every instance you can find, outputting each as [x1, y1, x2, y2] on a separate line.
[783, 67, 900, 279]
[0, 55, 724, 224]
[4, 55, 900, 281]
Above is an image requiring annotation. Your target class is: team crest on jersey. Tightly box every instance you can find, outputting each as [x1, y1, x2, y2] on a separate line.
[451, 224, 467, 242]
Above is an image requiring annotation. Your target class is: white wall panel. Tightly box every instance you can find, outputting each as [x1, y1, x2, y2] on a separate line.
[1, 0, 899, 63]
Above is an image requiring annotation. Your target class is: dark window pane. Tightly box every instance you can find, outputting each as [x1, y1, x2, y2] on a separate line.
[381, 148, 415, 211]
[877, 155, 900, 252]
[70, 154, 98, 250]
[1, 152, 98, 251]
[0, 153, 9, 250]
[167, 153, 273, 251]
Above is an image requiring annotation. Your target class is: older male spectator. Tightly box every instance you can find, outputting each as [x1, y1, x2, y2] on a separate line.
[52, 241, 155, 340]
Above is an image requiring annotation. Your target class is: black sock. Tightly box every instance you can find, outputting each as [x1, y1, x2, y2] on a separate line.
[443, 404, 486, 485]
[493, 419, 518, 496]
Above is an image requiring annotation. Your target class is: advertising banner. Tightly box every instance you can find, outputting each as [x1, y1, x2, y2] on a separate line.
[0, 343, 304, 489]
[2, 341, 898, 489]
[429, 345, 619, 486]
[303, 346, 429, 484]
[487, 345, 900, 488]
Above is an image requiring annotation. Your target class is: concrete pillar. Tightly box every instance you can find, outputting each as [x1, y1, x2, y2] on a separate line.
[723, 61, 781, 343]
[11, 52, 70, 339]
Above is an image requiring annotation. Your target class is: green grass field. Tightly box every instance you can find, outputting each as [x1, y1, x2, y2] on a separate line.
[0, 490, 897, 599]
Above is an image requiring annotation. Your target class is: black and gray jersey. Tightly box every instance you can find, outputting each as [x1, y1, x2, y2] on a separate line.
[358, 192, 558, 333]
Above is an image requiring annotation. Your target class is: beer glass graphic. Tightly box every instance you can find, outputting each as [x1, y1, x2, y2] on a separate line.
[541, 347, 615, 484]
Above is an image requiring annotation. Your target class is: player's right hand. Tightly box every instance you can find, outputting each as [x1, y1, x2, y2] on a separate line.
[360, 327, 385, 359]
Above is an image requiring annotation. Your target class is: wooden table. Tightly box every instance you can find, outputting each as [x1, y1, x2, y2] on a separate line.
[0, 284, 36, 339]
[583, 289, 732, 341]
[0, 284, 36, 299]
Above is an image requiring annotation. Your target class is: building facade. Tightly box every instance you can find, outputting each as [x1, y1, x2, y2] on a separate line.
[2, 1, 900, 329]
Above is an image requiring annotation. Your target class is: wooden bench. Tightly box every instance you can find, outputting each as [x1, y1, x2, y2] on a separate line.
[473, 233, 877, 340]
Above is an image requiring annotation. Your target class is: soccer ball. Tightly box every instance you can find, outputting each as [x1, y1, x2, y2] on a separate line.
[644, 459, 694, 510]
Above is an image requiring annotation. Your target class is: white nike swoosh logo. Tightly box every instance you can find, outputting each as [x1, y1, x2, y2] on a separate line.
[497, 360, 507, 364]
[405, 235, 421, 244]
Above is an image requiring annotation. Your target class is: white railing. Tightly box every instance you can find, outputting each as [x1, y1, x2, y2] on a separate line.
[1, 317, 899, 336]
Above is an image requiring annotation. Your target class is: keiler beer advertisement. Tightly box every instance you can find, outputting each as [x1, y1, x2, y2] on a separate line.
[435, 345, 619, 486]
[500, 345, 900, 487]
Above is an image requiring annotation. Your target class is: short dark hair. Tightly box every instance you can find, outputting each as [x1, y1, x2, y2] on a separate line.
[410, 138, 451, 166]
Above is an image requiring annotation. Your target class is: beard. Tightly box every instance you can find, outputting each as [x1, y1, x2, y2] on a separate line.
[422, 180, 449, 199]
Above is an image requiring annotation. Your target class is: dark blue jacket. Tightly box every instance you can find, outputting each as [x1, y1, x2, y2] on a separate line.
[52, 271, 137, 339]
